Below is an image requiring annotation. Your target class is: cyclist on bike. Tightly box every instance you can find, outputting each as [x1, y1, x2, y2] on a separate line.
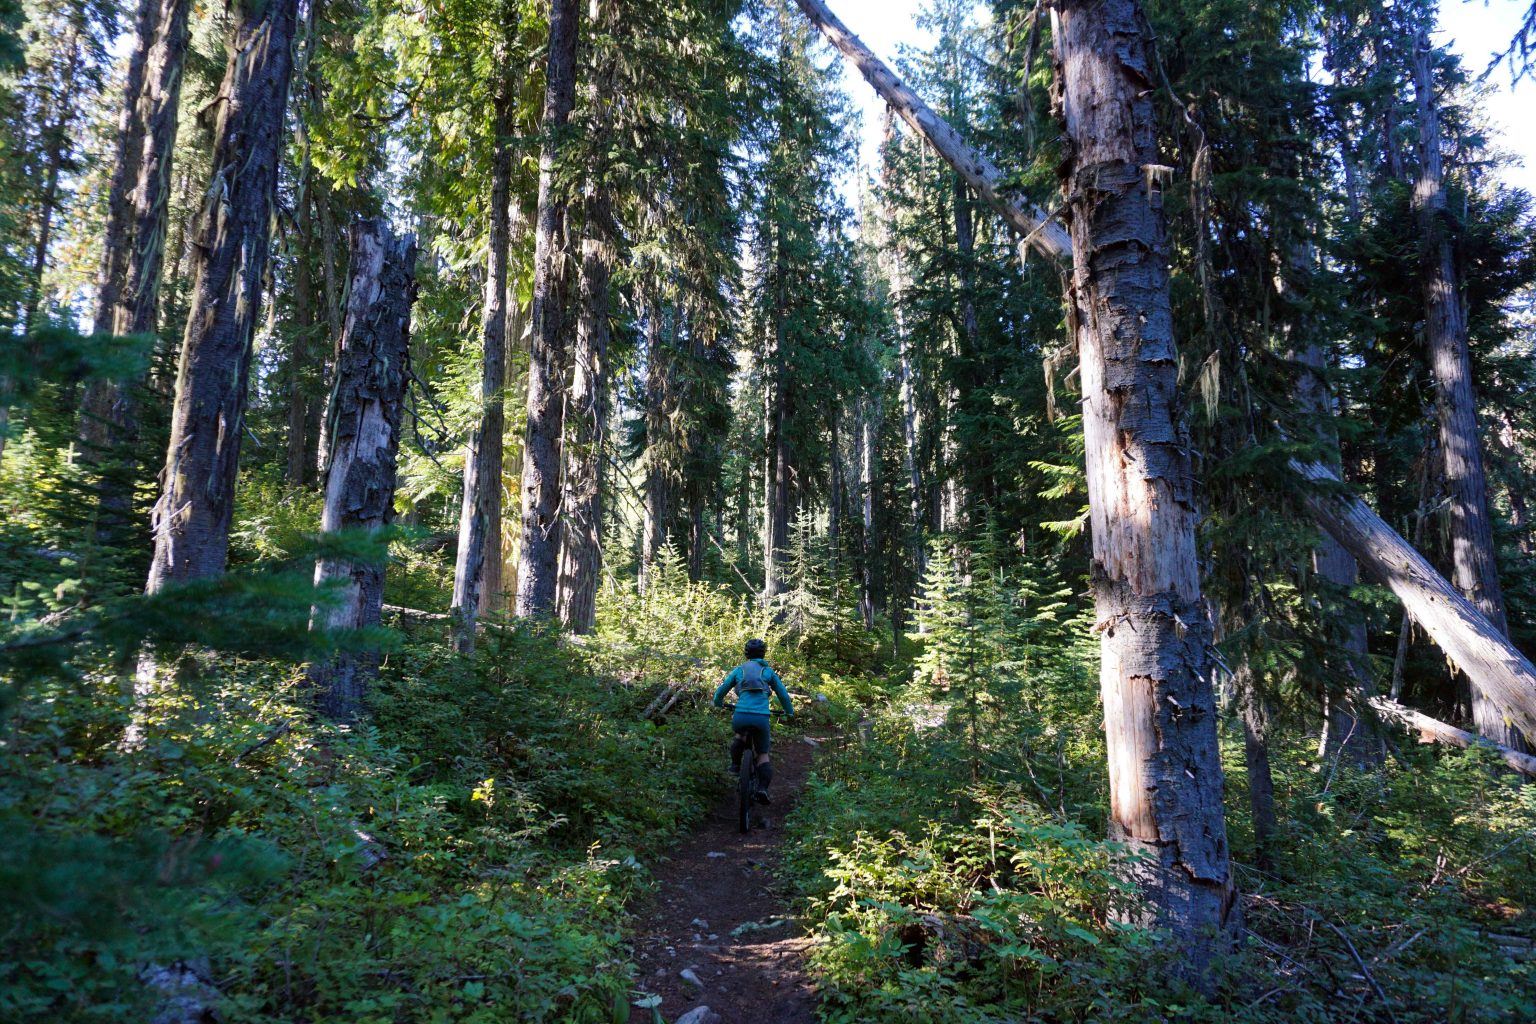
[713, 638, 794, 803]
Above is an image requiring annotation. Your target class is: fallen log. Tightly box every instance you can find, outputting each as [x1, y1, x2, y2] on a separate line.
[796, 0, 1536, 744]
[1370, 697, 1536, 778]
[1297, 459, 1536, 742]
[791, 0, 1070, 259]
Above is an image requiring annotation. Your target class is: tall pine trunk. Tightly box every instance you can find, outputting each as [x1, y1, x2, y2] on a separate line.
[1054, 0, 1235, 974]
[641, 304, 672, 584]
[452, 57, 517, 651]
[82, 0, 192, 532]
[1411, 34, 1516, 747]
[146, 0, 300, 591]
[858, 398, 877, 629]
[308, 221, 417, 721]
[557, 192, 613, 631]
[514, 0, 580, 619]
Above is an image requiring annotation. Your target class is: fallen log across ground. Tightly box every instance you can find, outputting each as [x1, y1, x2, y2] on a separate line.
[1370, 697, 1536, 778]
[795, 0, 1536, 744]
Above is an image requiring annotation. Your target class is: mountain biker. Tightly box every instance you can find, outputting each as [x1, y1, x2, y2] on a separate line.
[713, 638, 794, 803]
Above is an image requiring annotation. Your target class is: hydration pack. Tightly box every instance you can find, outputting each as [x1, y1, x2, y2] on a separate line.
[737, 660, 768, 694]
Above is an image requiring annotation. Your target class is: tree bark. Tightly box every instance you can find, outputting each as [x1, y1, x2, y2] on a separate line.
[145, 0, 300, 591]
[1054, 0, 1236, 973]
[452, 57, 517, 651]
[641, 303, 672, 586]
[514, 0, 579, 619]
[1294, 457, 1536, 740]
[1236, 662, 1277, 872]
[308, 221, 417, 721]
[557, 192, 614, 632]
[1290, 335, 1382, 768]
[286, 186, 319, 486]
[1412, 34, 1516, 748]
[859, 397, 877, 629]
[792, 0, 1068, 259]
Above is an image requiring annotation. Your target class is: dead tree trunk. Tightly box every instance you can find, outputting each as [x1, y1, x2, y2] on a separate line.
[514, 0, 579, 619]
[308, 221, 417, 721]
[798, 0, 1536, 767]
[1412, 34, 1516, 747]
[1054, 0, 1236, 972]
[452, 55, 517, 652]
[557, 192, 614, 632]
[145, 0, 300, 591]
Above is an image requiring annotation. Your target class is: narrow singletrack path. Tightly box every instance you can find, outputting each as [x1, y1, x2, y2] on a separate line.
[627, 732, 825, 1024]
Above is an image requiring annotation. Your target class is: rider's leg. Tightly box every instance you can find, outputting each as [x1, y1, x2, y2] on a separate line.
[755, 756, 773, 793]
[729, 735, 745, 773]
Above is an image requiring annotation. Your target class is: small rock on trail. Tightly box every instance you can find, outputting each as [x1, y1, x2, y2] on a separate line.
[627, 735, 823, 1023]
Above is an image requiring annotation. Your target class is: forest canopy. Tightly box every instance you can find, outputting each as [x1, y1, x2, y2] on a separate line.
[2, 0, 1535, 1020]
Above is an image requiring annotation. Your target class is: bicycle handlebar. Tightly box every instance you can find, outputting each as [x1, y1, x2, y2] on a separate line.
[721, 703, 786, 715]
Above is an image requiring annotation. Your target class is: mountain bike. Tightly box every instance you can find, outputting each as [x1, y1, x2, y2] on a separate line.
[722, 704, 783, 833]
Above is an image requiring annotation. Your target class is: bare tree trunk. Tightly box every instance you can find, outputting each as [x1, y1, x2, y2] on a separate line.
[452, 58, 517, 651]
[514, 0, 579, 619]
[1054, 0, 1235, 974]
[308, 221, 417, 721]
[145, 0, 300, 591]
[557, 192, 613, 632]
[1412, 34, 1517, 748]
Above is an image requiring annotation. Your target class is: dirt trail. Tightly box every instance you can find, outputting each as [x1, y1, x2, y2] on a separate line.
[627, 732, 825, 1024]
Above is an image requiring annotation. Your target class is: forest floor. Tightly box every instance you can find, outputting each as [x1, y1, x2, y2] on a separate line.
[626, 730, 827, 1024]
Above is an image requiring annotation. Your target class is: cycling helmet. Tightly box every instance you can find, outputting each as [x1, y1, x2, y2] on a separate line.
[744, 637, 767, 659]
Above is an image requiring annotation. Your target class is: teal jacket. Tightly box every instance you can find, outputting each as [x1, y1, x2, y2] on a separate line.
[713, 658, 794, 718]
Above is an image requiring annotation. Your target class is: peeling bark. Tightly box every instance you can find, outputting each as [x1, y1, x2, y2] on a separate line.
[145, 0, 300, 591]
[1054, 0, 1235, 974]
[308, 221, 417, 721]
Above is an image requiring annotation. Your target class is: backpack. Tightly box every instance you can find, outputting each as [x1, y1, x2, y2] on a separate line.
[737, 660, 768, 694]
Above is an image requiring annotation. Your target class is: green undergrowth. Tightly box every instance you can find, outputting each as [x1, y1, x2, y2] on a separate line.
[776, 541, 1536, 1023]
[782, 684, 1536, 1023]
[0, 614, 733, 1022]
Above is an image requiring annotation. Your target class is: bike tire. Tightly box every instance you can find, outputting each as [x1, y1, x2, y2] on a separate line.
[737, 740, 755, 833]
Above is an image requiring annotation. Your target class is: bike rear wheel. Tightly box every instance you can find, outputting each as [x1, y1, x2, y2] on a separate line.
[737, 737, 756, 833]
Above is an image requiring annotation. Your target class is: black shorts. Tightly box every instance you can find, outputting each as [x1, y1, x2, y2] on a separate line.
[732, 712, 772, 754]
